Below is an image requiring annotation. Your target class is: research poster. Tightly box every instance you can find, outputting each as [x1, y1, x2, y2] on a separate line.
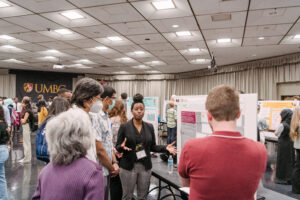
[177, 94, 257, 159]
[258, 101, 299, 130]
[127, 97, 159, 143]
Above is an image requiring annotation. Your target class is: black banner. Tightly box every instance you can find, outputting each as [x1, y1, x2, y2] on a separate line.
[14, 70, 76, 102]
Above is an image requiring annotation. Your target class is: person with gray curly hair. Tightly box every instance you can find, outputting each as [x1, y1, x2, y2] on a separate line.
[32, 108, 104, 200]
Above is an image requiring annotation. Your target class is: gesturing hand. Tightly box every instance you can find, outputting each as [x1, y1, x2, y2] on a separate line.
[166, 141, 177, 155]
[121, 138, 132, 151]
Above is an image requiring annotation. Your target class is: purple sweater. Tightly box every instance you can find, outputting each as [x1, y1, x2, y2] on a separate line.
[32, 157, 104, 200]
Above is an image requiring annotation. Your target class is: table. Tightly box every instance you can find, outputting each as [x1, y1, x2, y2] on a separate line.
[149, 156, 188, 200]
[263, 131, 278, 142]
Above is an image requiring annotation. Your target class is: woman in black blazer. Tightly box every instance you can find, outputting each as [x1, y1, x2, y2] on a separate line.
[116, 94, 176, 200]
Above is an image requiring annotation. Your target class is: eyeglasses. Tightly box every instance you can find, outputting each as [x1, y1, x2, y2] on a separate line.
[111, 96, 116, 100]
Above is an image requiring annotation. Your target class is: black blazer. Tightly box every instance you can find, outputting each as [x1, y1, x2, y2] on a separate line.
[116, 119, 167, 170]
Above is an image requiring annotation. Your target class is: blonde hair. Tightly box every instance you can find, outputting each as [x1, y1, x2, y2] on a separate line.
[290, 107, 300, 141]
[169, 101, 174, 108]
[205, 85, 240, 121]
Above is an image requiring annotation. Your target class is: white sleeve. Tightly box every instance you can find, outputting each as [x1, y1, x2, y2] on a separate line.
[276, 124, 284, 138]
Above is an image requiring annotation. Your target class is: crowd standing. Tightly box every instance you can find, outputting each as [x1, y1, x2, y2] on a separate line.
[0, 79, 300, 200]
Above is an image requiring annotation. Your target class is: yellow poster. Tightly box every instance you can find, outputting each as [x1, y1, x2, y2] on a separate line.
[259, 101, 298, 130]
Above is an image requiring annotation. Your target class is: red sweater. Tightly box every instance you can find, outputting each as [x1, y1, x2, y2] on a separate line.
[178, 131, 267, 200]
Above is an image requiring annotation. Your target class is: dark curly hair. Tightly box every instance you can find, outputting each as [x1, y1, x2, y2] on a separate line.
[131, 93, 144, 110]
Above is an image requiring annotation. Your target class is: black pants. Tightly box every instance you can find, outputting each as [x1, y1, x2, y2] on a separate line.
[292, 149, 300, 193]
[110, 174, 122, 200]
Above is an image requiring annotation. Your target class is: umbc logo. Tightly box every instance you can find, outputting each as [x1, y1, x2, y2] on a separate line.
[24, 83, 33, 93]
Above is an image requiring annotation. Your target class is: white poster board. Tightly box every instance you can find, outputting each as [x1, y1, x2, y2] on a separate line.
[127, 97, 159, 143]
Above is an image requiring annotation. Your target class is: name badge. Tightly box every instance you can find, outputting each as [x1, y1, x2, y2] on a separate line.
[136, 150, 147, 160]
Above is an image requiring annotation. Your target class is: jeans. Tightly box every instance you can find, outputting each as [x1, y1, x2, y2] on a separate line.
[167, 127, 177, 144]
[0, 145, 9, 200]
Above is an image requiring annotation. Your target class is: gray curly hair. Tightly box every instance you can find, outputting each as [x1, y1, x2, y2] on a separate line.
[46, 108, 93, 165]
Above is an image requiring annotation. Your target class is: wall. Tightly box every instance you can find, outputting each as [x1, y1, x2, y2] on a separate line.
[0, 74, 16, 98]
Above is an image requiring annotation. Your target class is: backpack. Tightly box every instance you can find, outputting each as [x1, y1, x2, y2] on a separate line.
[29, 112, 38, 132]
[36, 120, 50, 163]
[11, 108, 20, 127]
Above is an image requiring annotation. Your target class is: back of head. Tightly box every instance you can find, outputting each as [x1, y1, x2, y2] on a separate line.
[290, 107, 300, 141]
[22, 98, 32, 110]
[46, 108, 92, 165]
[169, 101, 174, 108]
[101, 85, 116, 99]
[47, 97, 70, 118]
[280, 109, 293, 125]
[58, 88, 69, 96]
[121, 93, 128, 100]
[71, 78, 104, 108]
[206, 85, 240, 121]
[109, 99, 127, 123]
[4, 98, 14, 107]
[37, 99, 47, 112]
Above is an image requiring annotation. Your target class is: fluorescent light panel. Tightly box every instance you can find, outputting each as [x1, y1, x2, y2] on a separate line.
[0, 1, 10, 7]
[294, 34, 300, 39]
[0, 35, 15, 40]
[172, 25, 179, 28]
[152, 0, 175, 10]
[96, 46, 108, 50]
[61, 11, 84, 20]
[107, 36, 122, 41]
[217, 38, 231, 43]
[47, 49, 60, 53]
[2, 45, 16, 49]
[54, 29, 73, 35]
[188, 48, 200, 52]
[176, 31, 191, 37]
[258, 37, 264, 40]
[134, 51, 145, 55]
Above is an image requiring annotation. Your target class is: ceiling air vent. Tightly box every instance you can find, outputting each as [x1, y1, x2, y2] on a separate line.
[211, 13, 231, 22]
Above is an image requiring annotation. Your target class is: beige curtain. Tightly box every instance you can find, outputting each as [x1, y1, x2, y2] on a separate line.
[0, 74, 16, 98]
[85, 53, 300, 114]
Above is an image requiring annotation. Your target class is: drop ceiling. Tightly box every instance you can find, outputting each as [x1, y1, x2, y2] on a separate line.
[0, 0, 299, 75]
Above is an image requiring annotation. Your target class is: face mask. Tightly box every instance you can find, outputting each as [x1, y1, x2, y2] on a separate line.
[89, 100, 103, 113]
[108, 100, 115, 110]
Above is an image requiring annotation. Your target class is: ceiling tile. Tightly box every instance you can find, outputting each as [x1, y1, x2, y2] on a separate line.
[41, 9, 101, 28]
[202, 28, 243, 40]
[0, 1, 32, 18]
[9, 0, 75, 13]
[109, 21, 157, 35]
[243, 36, 282, 46]
[85, 47, 119, 55]
[0, 37, 27, 45]
[179, 48, 209, 56]
[5, 15, 61, 31]
[115, 44, 143, 53]
[83, 3, 144, 24]
[286, 22, 300, 36]
[64, 39, 101, 48]
[281, 36, 300, 44]
[127, 33, 168, 44]
[141, 43, 175, 51]
[171, 40, 206, 49]
[39, 30, 86, 41]
[14, 43, 48, 52]
[61, 49, 96, 56]
[190, 0, 248, 15]
[197, 12, 246, 29]
[38, 41, 77, 50]
[247, 7, 300, 26]
[72, 25, 119, 38]
[150, 17, 198, 33]
[131, 0, 192, 20]
[68, 0, 126, 8]
[245, 24, 292, 37]
[163, 31, 203, 42]
[250, 0, 300, 10]
[0, 20, 29, 34]
[10, 32, 55, 43]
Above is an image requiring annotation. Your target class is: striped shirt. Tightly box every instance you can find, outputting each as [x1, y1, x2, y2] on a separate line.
[167, 108, 177, 128]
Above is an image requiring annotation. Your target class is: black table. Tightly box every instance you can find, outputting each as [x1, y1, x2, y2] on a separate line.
[149, 156, 188, 200]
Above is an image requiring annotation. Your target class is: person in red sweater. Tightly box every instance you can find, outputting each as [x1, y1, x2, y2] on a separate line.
[178, 85, 267, 200]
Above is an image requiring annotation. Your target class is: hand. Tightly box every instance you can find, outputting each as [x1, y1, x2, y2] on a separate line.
[114, 148, 123, 158]
[166, 141, 177, 155]
[6, 127, 11, 133]
[21, 119, 26, 124]
[121, 138, 132, 151]
[110, 163, 120, 177]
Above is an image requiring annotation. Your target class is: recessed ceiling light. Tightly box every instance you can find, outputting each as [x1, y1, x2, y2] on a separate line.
[147, 70, 161, 73]
[47, 49, 59, 53]
[122, 57, 131, 61]
[132, 65, 150, 69]
[217, 38, 231, 43]
[134, 51, 145, 55]
[54, 29, 73, 35]
[107, 36, 122, 41]
[172, 24, 179, 28]
[176, 31, 191, 37]
[258, 37, 264, 40]
[0, 35, 15, 40]
[96, 46, 108, 50]
[2, 45, 16, 49]
[0, 1, 10, 8]
[188, 48, 200, 52]
[114, 71, 128, 74]
[44, 56, 56, 59]
[294, 34, 300, 39]
[196, 59, 206, 63]
[152, 0, 175, 10]
[61, 11, 84, 20]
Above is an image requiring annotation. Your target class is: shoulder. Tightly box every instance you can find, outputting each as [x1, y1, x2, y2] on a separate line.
[143, 121, 153, 128]
[243, 138, 267, 157]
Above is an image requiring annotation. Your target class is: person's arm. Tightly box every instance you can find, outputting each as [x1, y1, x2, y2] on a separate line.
[274, 124, 284, 137]
[116, 124, 126, 153]
[178, 143, 190, 187]
[21, 112, 29, 124]
[95, 140, 114, 173]
[3, 106, 11, 128]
